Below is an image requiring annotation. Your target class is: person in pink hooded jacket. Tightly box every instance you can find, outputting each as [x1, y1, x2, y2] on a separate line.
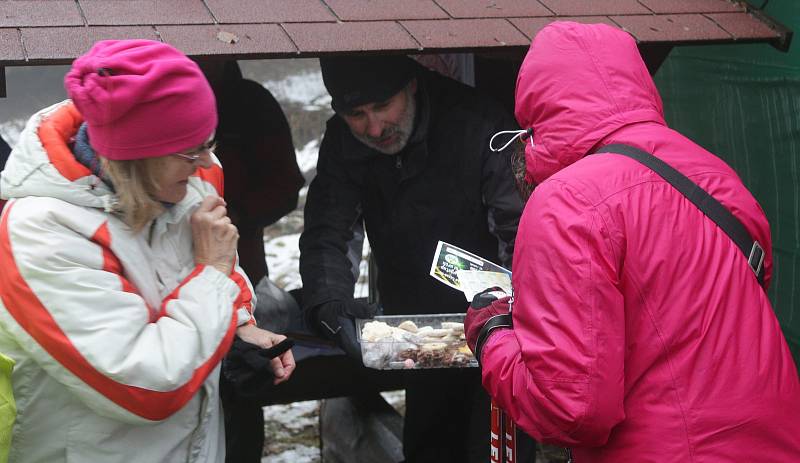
[464, 21, 800, 462]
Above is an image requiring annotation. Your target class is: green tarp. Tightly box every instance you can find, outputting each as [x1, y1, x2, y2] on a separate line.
[654, 0, 800, 369]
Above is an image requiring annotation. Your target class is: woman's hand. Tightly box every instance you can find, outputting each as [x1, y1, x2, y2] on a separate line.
[191, 196, 239, 275]
[236, 324, 296, 385]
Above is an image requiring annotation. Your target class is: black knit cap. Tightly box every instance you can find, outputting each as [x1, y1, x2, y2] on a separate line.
[320, 55, 419, 113]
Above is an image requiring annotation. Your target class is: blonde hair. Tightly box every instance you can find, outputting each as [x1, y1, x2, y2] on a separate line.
[100, 157, 166, 232]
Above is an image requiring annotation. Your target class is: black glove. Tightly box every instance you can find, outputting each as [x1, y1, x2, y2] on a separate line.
[311, 299, 378, 360]
[465, 287, 512, 365]
[222, 337, 294, 399]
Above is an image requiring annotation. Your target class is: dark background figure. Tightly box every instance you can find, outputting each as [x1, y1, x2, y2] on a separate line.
[299, 55, 534, 463]
[200, 60, 305, 463]
[203, 60, 305, 284]
[0, 135, 10, 212]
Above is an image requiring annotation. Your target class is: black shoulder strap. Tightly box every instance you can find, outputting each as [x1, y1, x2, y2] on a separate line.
[595, 143, 765, 286]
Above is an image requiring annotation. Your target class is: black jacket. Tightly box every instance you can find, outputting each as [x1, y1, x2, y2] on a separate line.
[300, 68, 523, 316]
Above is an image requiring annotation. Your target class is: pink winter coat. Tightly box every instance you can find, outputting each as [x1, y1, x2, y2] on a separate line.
[480, 22, 800, 462]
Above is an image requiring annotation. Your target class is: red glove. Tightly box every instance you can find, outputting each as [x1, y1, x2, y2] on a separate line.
[465, 287, 513, 365]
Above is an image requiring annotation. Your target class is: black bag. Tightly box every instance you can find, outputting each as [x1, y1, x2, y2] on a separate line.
[253, 277, 300, 333]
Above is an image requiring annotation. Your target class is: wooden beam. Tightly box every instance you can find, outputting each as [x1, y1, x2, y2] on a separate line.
[747, 4, 793, 52]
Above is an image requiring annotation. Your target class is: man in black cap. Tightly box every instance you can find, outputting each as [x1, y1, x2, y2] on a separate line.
[300, 55, 531, 462]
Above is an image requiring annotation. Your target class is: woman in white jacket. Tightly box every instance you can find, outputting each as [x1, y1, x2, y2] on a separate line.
[0, 39, 294, 462]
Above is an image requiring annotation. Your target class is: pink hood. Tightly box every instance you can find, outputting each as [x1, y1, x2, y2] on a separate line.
[515, 22, 665, 184]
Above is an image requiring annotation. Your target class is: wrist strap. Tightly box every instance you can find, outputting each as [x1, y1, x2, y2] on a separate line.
[475, 314, 513, 366]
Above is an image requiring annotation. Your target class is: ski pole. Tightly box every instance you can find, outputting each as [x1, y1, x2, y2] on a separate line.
[503, 408, 516, 462]
[491, 400, 517, 462]
[504, 292, 517, 462]
[490, 400, 502, 463]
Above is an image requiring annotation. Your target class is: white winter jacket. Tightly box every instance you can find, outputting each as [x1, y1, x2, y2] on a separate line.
[0, 101, 255, 462]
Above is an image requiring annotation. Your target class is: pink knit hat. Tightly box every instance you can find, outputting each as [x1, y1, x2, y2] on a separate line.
[64, 39, 217, 161]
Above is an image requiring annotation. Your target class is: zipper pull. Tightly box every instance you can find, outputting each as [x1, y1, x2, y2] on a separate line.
[395, 155, 402, 169]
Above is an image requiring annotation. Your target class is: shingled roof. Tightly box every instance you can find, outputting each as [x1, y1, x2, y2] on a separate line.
[0, 0, 791, 65]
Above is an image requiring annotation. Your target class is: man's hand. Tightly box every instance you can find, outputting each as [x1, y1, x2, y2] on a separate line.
[464, 287, 513, 365]
[311, 299, 378, 360]
[235, 324, 296, 385]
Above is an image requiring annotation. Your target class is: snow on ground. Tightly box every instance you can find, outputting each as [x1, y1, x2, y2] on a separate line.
[262, 400, 321, 463]
[260, 391, 406, 463]
[263, 226, 371, 297]
[262, 445, 319, 463]
[295, 139, 320, 175]
[264, 399, 320, 433]
[264, 137, 370, 295]
[261, 70, 331, 111]
[264, 231, 302, 291]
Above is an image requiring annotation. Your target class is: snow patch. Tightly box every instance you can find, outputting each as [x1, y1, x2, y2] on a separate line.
[261, 445, 319, 463]
[263, 400, 320, 431]
[265, 232, 302, 291]
[296, 139, 320, 175]
[261, 71, 331, 110]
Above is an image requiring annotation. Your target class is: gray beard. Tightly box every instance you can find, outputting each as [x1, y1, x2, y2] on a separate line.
[353, 91, 417, 155]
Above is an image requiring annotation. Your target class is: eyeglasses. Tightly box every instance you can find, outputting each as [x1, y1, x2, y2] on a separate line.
[174, 140, 216, 162]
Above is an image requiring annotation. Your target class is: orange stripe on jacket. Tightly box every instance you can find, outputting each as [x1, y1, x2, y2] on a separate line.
[194, 164, 224, 197]
[229, 270, 256, 326]
[158, 264, 253, 326]
[0, 203, 237, 421]
[89, 222, 156, 323]
[157, 265, 206, 319]
[38, 103, 91, 182]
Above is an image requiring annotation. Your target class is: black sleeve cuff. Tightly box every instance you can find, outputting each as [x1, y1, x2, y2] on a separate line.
[475, 314, 513, 366]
